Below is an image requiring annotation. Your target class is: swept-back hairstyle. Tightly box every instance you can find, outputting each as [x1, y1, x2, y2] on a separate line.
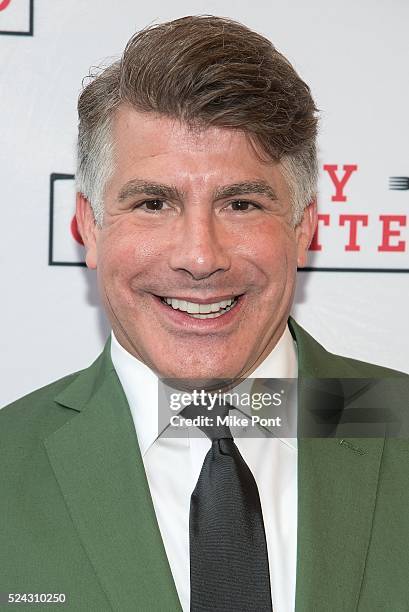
[77, 15, 318, 226]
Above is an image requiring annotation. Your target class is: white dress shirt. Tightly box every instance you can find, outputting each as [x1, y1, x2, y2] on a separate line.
[111, 326, 298, 612]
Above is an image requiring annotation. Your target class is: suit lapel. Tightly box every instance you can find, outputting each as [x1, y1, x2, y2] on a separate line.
[289, 318, 385, 611]
[44, 342, 181, 611]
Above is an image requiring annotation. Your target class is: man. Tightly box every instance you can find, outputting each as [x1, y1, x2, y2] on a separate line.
[1, 15, 408, 612]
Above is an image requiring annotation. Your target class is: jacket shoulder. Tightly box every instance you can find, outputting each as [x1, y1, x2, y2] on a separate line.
[2, 370, 81, 409]
[327, 351, 407, 378]
[0, 369, 87, 446]
[0, 340, 111, 438]
[288, 316, 408, 379]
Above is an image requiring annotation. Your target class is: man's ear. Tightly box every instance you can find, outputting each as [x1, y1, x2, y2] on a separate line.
[75, 193, 99, 269]
[295, 199, 318, 268]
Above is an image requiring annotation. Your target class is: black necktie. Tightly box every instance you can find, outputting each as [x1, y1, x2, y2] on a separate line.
[187, 401, 273, 611]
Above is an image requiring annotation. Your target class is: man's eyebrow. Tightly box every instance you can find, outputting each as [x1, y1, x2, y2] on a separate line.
[214, 181, 278, 202]
[117, 180, 183, 202]
[117, 179, 278, 203]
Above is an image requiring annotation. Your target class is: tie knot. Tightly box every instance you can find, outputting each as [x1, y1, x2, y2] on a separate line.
[182, 398, 233, 441]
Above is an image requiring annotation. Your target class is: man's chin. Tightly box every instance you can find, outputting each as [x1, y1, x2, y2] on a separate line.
[159, 367, 244, 393]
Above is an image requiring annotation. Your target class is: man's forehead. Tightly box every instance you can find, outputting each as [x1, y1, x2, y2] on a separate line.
[112, 104, 265, 156]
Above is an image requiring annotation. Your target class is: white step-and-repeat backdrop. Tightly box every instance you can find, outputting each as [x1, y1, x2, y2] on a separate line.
[1, 0, 408, 406]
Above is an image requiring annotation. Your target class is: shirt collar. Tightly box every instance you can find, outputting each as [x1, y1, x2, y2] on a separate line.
[111, 325, 298, 456]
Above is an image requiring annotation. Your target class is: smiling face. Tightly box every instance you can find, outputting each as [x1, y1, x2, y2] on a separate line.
[77, 106, 316, 383]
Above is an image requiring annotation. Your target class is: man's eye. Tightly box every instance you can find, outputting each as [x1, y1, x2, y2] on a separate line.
[229, 200, 260, 212]
[134, 199, 165, 211]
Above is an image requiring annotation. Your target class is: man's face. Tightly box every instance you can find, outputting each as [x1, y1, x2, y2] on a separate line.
[77, 107, 316, 382]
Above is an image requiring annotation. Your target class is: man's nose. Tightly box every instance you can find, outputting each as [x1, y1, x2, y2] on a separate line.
[168, 212, 231, 280]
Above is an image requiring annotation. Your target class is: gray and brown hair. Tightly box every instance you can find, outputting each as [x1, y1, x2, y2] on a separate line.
[77, 15, 319, 226]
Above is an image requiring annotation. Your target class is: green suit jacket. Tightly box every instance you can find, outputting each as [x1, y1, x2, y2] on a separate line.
[1, 318, 408, 611]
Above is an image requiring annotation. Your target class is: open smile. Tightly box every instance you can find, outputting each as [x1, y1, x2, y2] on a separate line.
[152, 293, 245, 330]
[159, 295, 240, 319]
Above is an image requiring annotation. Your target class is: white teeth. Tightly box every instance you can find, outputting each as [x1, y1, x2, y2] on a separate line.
[199, 303, 212, 314]
[163, 296, 238, 317]
[188, 302, 200, 314]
